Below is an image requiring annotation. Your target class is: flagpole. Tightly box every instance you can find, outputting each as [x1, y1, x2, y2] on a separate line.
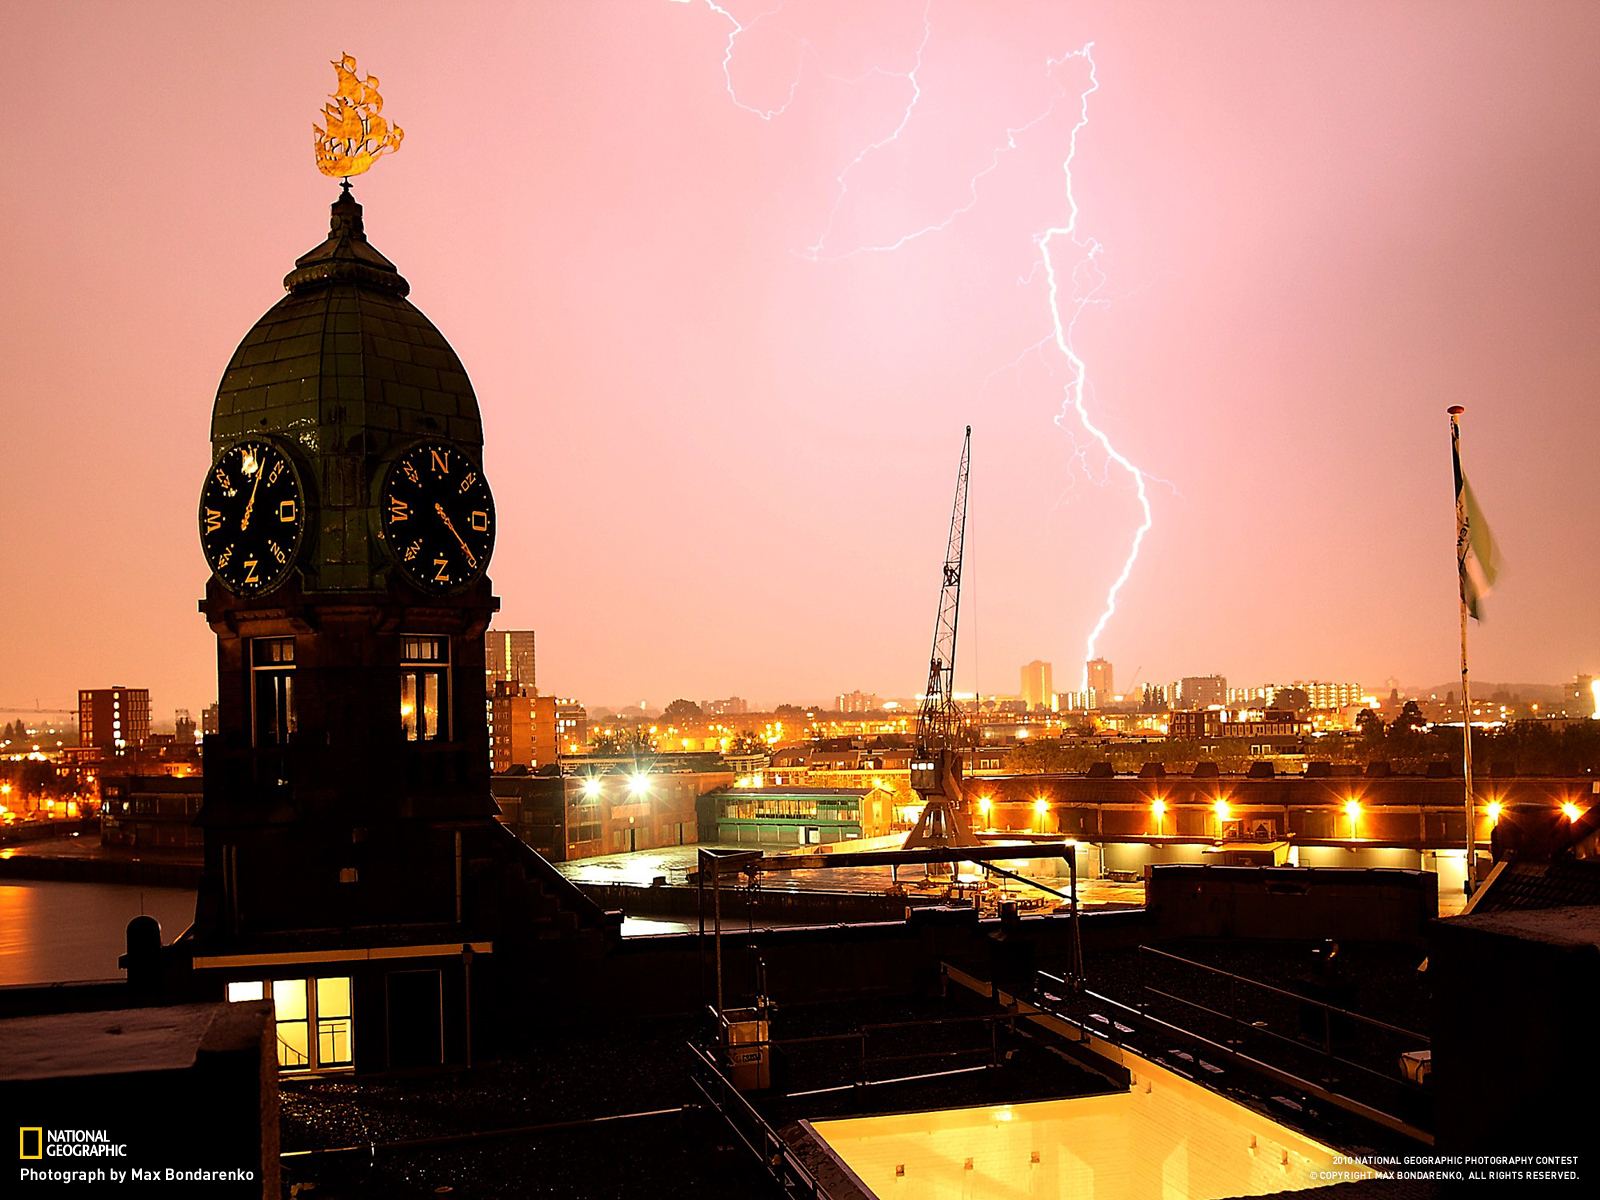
[1449, 405, 1476, 894]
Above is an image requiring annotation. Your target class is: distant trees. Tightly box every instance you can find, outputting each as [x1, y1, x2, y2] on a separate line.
[661, 699, 703, 722]
[1390, 700, 1425, 736]
[1356, 708, 1385, 742]
[589, 727, 655, 756]
[1271, 687, 1311, 713]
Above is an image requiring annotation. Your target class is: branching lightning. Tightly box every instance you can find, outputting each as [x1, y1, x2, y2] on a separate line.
[680, 6, 1158, 690]
[699, 2, 807, 121]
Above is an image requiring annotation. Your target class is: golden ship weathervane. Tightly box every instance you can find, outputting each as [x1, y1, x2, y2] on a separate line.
[313, 53, 404, 181]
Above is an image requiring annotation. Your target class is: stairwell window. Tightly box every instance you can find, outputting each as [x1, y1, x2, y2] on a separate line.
[250, 638, 296, 747]
[226, 976, 354, 1071]
[401, 637, 449, 741]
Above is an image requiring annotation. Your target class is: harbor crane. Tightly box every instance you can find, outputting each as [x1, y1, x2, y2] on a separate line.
[904, 426, 983, 850]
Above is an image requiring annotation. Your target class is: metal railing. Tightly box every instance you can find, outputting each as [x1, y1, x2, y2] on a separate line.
[1132, 945, 1429, 1098]
[1032, 955, 1433, 1143]
[702, 1005, 1014, 1094]
[277, 1034, 308, 1068]
[688, 1042, 826, 1200]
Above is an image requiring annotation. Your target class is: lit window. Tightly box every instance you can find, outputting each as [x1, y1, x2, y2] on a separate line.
[228, 976, 353, 1072]
[401, 637, 449, 742]
[316, 977, 353, 1065]
[273, 978, 310, 1067]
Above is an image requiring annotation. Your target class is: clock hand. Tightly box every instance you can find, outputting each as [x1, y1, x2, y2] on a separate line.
[434, 502, 478, 569]
[240, 453, 265, 532]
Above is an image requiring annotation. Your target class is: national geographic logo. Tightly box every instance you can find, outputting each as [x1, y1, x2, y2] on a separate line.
[17, 1127, 127, 1158]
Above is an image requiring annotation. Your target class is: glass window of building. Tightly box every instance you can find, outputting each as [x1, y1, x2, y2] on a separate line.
[272, 977, 310, 1067]
[226, 976, 353, 1071]
[251, 638, 296, 747]
[316, 976, 354, 1066]
[401, 636, 449, 742]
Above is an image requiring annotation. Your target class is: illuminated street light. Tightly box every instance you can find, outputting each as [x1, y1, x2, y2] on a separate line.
[629, 773, 650, 797]
[1152, 798, 1166, 836]
[582, 777, 602, 799]
[1562, 802, 1582, 821]
[1344, 798, 1361, 839]
[1213, 798, 1230, 823]
[1486, 801, 1502, 824]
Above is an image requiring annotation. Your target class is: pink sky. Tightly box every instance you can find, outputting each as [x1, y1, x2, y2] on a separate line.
[2, 0, 1598, 718]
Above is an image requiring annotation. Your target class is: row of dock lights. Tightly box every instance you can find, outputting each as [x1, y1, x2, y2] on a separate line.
[1001, 794, 1587, 837]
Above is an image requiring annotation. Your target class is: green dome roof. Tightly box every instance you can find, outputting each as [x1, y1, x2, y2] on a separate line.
[207, 190, 486, 592]
[210, 189, 482, 453]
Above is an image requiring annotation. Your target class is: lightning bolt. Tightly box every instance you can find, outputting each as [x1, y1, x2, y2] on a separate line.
[1035, 45, 1156, 687]
[679, 8, 1158, 691]
[698, 1, 807, 121]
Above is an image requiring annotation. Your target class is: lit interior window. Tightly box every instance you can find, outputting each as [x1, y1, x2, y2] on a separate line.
[273, 979, 310, 1068]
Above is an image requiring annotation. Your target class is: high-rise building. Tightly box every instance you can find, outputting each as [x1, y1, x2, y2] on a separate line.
[1575, 675, 1597, 718]
[1021, 661, 1054, 711]
[491, 682, 588, 771]
[535, 697, 588, 763]
[201, 703, 220, 737]
[702, 696, 750, 717]
[1179, 675, 1227, 709]
[490, 681, 534, 773]
[78, 687, 150, 751]
[1227, 681, 1366, 711]
[486, 629, 536, 691]
[836, 690, 881, 713]
[1086, 658, 1114, 700]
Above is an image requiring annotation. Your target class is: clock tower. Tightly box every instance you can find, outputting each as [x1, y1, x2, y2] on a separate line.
[194, 184, 502, 929]
[180, 176, 614, 1071]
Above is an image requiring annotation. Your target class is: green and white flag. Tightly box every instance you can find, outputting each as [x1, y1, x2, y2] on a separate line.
[1451, 414, 1502, 620]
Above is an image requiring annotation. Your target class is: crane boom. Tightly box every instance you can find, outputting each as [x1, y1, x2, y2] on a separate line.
[906, 426, 981, 851]
[916, 425, 971, 752]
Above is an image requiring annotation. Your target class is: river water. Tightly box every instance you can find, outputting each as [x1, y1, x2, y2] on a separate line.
[0, 880, 196, 987]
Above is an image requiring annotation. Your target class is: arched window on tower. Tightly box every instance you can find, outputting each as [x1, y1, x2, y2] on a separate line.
[401, 637, 450, 741]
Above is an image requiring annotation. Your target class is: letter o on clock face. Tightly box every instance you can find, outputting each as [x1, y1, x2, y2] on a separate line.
[199, 438, 306, 595]
[379, 442, 495, 593]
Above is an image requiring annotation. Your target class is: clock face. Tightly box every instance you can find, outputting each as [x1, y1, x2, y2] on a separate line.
[199, 439, 306, 595]
[380, 442, 495, 592]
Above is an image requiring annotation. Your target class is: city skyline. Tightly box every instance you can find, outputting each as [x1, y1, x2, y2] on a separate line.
[3, 2, 1599, 717]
